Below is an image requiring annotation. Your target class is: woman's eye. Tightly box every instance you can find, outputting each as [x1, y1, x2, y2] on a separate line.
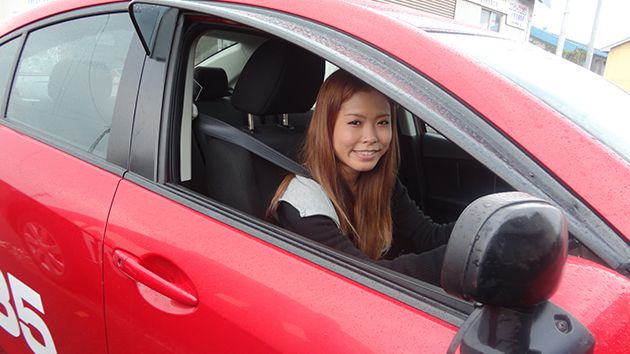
[348, 120, 361, 126]
[377, 120, 391, 126]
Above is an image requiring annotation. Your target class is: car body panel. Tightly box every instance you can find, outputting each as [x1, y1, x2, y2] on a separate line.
[103, 179, 457, 353]
[0, 125, 117, 353]
[0, 0, 628, 353]
[0, 0, 121, 38]
[552, 257, 630, 353]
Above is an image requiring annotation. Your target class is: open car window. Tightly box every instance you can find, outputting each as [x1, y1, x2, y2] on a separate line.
[161, 13, 473, 322]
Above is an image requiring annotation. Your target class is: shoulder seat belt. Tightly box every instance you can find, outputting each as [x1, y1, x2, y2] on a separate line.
[195, 114, 311, 178]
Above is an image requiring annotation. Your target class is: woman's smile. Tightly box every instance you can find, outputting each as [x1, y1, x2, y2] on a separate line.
[352, 149, 381, 159]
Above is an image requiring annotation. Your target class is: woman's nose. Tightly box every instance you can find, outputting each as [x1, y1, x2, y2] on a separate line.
[361, 125, 377, 143]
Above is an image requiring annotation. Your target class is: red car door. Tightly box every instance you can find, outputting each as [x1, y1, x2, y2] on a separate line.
[0, 6, 140, 353]
[0, 127, 117, 354]
[103, 180, 457, 353]
[101, 2, 460, 352]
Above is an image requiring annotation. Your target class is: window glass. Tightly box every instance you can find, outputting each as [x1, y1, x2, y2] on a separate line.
[0, 39, 19, 112]
[480, 9, 501, 32]
[7, 13, 134, 158]
[194, 37, 235, 65]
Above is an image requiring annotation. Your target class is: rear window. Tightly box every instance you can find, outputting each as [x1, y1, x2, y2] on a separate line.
[6, 13, 134, 158]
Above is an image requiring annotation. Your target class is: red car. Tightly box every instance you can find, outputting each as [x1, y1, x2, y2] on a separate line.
[1, 0, 629, 353]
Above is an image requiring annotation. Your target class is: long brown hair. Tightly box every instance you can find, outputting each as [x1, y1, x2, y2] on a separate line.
[268, 70, 399, 259]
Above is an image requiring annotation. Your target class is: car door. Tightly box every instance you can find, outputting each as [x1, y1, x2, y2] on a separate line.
[403, 126, 513, 223]
[101, 2, 464, 353]
[0, 5, 142, 354]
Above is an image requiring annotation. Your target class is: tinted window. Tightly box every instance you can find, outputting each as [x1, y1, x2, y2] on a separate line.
[0, 38, 19, 112]
[7, 13, 134, 158]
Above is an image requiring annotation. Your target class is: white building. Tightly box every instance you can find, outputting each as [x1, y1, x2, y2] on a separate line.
[3, 0, 536, 41]
[377, 0, 536, 41]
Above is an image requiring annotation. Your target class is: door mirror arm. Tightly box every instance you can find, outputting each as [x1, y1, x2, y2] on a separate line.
[442, 192, 595, 354]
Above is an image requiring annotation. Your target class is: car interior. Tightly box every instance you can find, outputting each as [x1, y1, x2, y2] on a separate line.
[189, 37, 325, 218]
[174, 23, 510, 222]
[170, 18, 603, 274]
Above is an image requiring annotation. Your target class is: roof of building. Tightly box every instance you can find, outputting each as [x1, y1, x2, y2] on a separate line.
[601, 37, 630, 52]
[530, 26, 607, 58]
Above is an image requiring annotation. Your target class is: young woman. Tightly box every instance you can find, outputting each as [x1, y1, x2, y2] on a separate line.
[267, 70, 454, 285]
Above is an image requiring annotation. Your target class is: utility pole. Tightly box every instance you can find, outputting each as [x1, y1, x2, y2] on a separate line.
[556, 0, 571, 57]
[584, 0, 604, 70]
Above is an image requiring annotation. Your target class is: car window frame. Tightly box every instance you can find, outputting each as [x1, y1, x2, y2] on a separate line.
[0, 3, 142, 176]
[126, 2, 472, 326]
[124, 0, 629, 327]
[0, 34, 24, 121]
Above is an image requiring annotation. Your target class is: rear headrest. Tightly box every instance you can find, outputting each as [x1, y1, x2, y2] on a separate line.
[48, 60, 112, 104]
[231, 40, 324, 115]
[194, 67, 229, 100]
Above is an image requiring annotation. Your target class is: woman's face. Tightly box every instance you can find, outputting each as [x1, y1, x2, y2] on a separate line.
[333, 90, 392, 184]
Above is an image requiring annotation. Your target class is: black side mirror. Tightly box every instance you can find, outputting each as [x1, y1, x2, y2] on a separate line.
[442, 192, 594, 354]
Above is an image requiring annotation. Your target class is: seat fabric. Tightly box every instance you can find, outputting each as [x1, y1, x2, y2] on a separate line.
[193, 39, 324, 218]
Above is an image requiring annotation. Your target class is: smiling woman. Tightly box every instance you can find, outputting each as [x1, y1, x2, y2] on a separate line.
[267, 70, 455, 284]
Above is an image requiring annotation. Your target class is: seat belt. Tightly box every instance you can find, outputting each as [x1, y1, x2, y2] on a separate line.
[195, 114, 311, 178]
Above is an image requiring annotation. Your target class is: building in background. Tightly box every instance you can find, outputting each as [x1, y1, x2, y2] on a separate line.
[374, 0, 457, 18]
[454, 0, 535, 41]
[376, 0, 536, 41]
[2, 0, 537, 42]
[530, 26, 607, 75]
[602, 38, 630, 93]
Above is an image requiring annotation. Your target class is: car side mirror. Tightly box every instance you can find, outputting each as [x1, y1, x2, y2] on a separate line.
[442, 192, 595, 354]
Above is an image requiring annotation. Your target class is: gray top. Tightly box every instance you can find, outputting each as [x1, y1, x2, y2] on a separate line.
[279, 175, 340, 227]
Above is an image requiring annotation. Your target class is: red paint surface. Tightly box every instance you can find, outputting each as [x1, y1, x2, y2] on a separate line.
[0, 126, 116, 353]
[103, 180, 457, 353]
[553, 257, 630, 353]
[0, 0, 121, 38]
[0, 1, 629, 353]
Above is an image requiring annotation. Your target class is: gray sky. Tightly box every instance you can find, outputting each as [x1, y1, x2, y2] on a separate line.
[532, 0, 630, 48]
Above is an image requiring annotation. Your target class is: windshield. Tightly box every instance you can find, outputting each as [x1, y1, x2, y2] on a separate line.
[432, 32, 630, 163]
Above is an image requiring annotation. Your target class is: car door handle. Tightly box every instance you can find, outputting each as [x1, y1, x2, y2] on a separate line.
[113, 249, 198, 307]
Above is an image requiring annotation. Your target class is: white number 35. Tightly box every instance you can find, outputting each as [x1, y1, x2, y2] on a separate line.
[0, 269, 56, 354]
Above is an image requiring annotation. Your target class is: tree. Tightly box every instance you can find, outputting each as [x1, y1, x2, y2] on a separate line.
[563, 48, 586, 66]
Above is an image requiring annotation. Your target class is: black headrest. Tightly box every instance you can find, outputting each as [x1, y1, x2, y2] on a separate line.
[231, 40, 325, 115]
[194, 67, 229, 100]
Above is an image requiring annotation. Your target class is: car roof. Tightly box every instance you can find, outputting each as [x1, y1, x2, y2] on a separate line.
[0, 0, 497, 40]
[0, 0, 124, 38]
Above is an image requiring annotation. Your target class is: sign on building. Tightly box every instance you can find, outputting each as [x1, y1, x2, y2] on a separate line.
[506, 1, 528, 29]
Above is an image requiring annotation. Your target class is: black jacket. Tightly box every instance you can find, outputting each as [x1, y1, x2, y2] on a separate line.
[276, 179, 454, 285]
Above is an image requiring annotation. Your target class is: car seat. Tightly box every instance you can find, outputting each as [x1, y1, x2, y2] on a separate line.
[193, 67, 244, 125]
[194, 39, 324, 218]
